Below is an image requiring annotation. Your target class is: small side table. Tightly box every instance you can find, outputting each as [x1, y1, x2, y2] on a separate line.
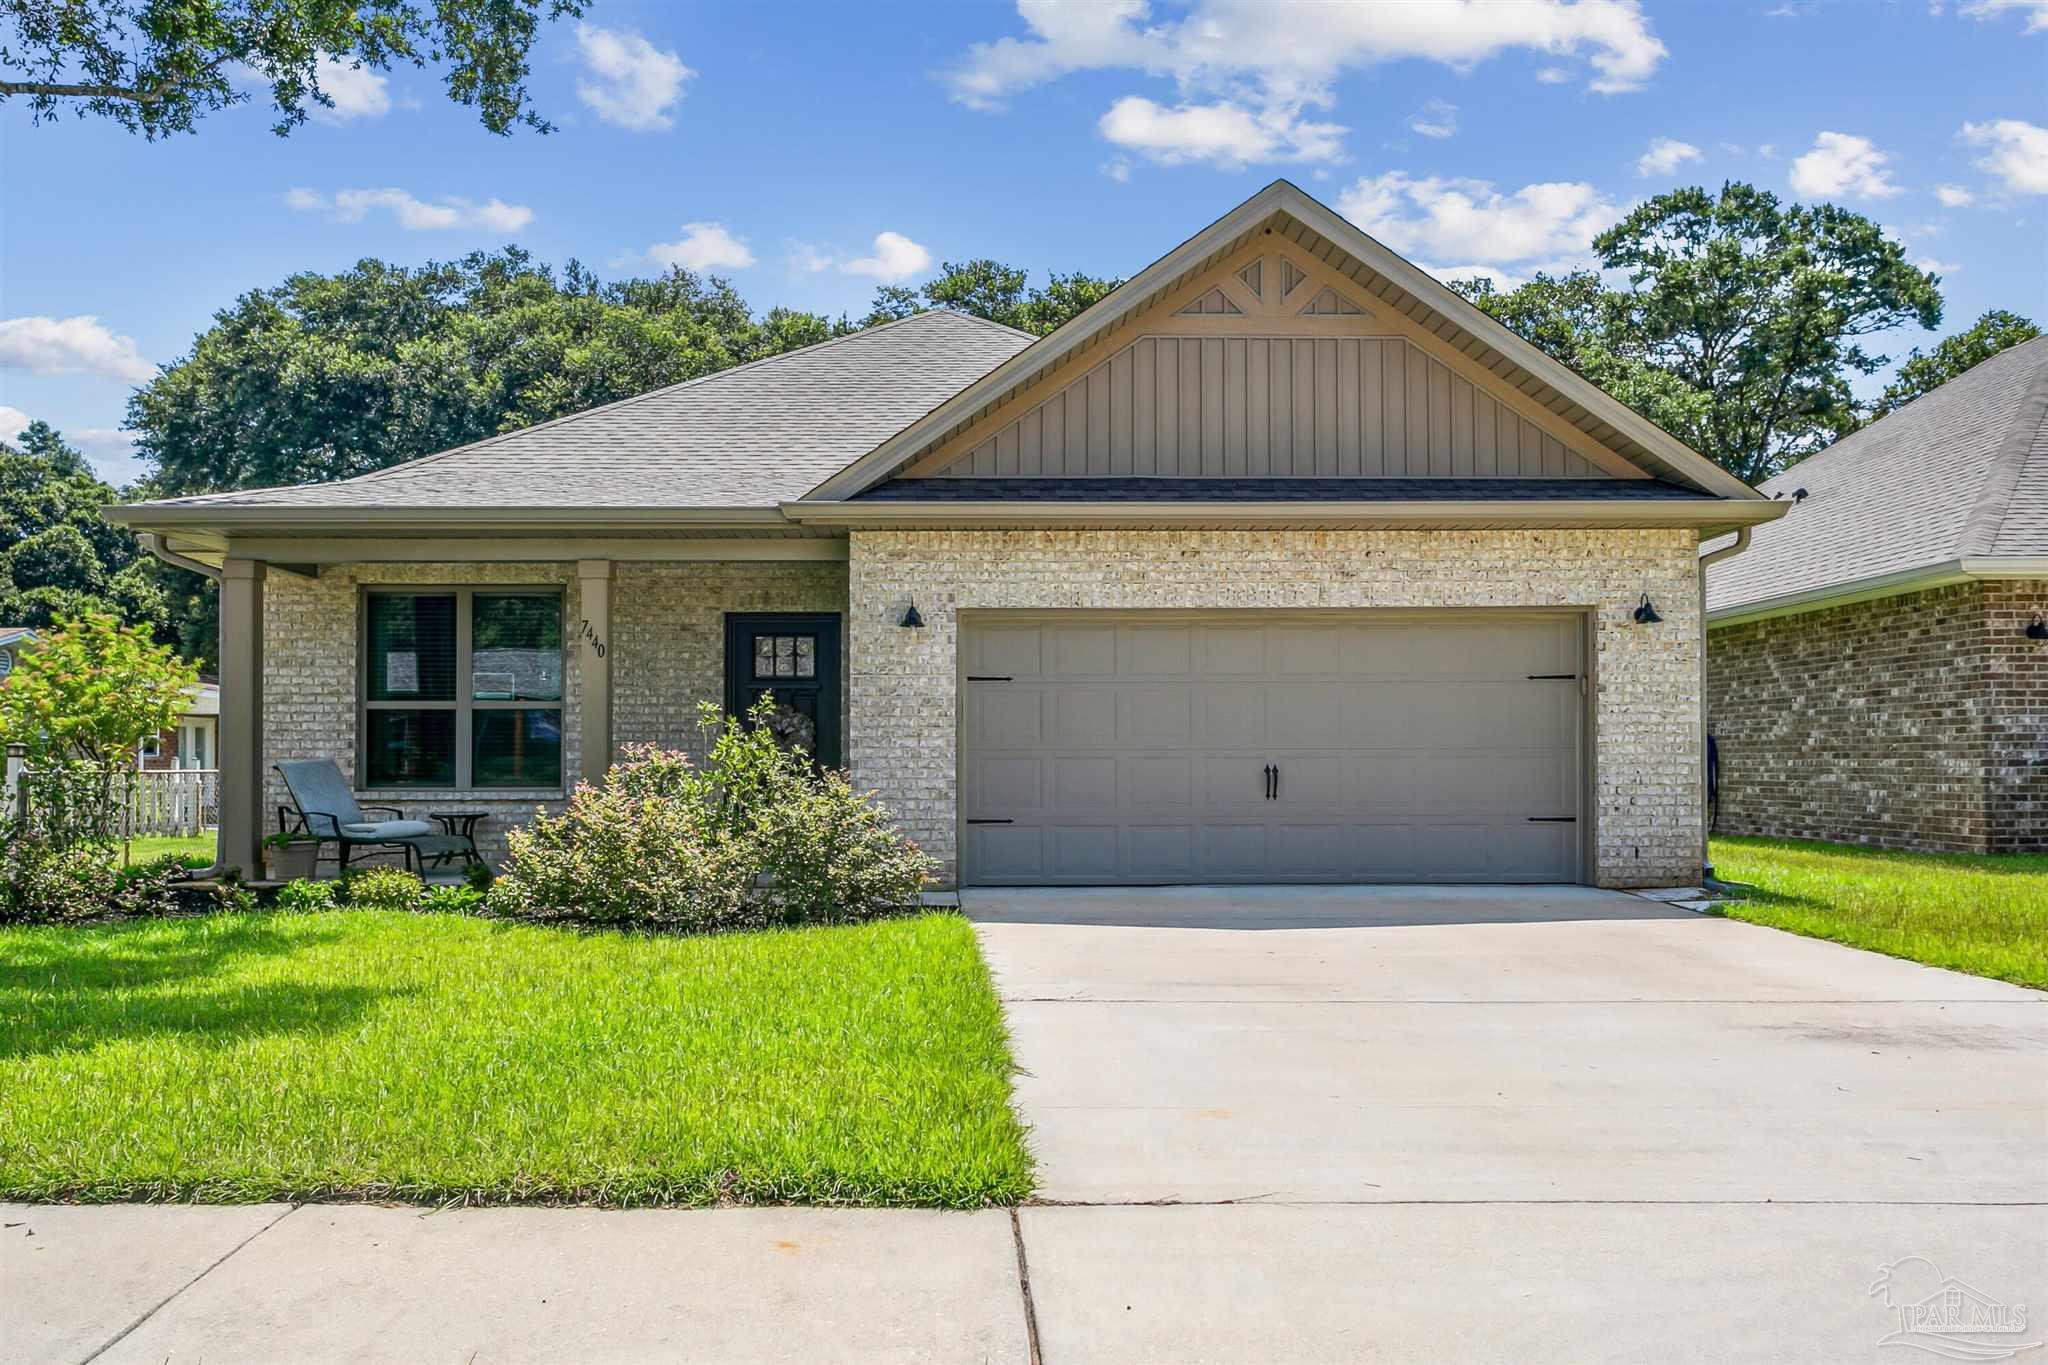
[421, 811, 489, 871]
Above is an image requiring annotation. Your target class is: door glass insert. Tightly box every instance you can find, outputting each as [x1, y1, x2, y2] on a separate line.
[751, 633, 818, 681]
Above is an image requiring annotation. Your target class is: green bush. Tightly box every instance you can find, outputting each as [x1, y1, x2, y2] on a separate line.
[0, 839, 183, 924]
[421, 884, 486, 915]
[491, 699, 931, 932]
[272, 878, 338, 912]
[343, 867, 425, 912]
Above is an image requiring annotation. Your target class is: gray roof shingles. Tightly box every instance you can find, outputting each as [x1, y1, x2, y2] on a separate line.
[126, 310, 1036, 513]
[1707, 336, 2048, 615]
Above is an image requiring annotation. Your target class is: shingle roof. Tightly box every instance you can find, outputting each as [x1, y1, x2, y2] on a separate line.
[860, 476, 1715, 503]
[1707, 336, 2048, 617]
[123, 310, 1035, 513]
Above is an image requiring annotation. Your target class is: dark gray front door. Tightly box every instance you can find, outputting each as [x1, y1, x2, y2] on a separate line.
[960, 613, 1584, 885]
[725, 613, 842, 768]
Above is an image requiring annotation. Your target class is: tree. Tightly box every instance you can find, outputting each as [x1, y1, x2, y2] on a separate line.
[129, 249, 854, 497]
[1872, 310, 2042, 418]
[866, 260, 1122, 336]
[0, 431, 174, 643]
[0, 613, 197, 766]
[1454, 183, 1943, 483]
[0, 0, 583, 138]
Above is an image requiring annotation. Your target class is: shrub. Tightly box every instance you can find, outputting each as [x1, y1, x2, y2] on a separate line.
[492, 699, 931, 932]
[343, 867, 425, 912]
[0, 840, 182, 924]
[272, 878, 338, 912]
[421, 884, 486, 915]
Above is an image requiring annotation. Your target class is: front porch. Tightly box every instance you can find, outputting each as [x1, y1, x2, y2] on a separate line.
[209, 538, 851, 874]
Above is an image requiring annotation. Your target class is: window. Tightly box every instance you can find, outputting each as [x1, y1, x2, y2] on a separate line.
[361, 588, 564, 789]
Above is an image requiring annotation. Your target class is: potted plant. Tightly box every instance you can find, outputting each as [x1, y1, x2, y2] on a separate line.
[263, 830, 322, 881]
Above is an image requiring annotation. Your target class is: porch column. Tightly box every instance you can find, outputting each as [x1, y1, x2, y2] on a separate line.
[217, 557, 266, 874]
[576, 559, 612, 785]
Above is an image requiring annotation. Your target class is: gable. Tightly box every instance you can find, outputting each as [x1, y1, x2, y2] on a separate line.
[915, 244, 1611, 481]
[807, 181, 1770, 505]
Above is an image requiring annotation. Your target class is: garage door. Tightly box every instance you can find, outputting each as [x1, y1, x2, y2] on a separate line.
[960, 614, 1584, 885]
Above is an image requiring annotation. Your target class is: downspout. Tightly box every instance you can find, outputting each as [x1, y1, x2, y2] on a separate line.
[137, 534, 232, 881]
[1696, 527, 1752, 884]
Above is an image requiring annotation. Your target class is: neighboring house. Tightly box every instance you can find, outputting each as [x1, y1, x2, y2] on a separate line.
[1705, 337, 2048, 854]
[140, 679, 220, 772]
[0, 626, 35, 685]
[109, 181, 1782, 887]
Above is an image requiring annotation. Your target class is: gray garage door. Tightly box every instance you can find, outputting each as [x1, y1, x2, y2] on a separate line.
[960, 614, 1584, 885]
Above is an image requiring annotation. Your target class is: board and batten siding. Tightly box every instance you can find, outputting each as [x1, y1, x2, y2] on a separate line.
[932, 335, 1609, 480]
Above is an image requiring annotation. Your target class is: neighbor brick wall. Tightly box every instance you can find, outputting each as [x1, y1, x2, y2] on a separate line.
[847, 528, 1706, 889]
[1704, 580, 2048, 854]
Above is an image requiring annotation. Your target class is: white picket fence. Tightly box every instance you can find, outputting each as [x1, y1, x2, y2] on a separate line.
[126, 769, 220, 836]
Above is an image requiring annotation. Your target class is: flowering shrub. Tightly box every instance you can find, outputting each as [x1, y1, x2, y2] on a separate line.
[491, 699, 931, 932]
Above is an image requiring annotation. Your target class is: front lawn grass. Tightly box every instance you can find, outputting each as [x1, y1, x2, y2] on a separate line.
[1709, 836, 2048, 990]
[0, 910, 1033, 1207]
[120, 834, 214, 866]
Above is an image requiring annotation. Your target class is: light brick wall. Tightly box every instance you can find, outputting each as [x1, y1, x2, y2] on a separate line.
[847, 528, 1705, 889]
[1707, 579, 2048, 854]
[263, 563, 583, 865]
[261, 559, 849, 866]
[612, 561, 848, 760]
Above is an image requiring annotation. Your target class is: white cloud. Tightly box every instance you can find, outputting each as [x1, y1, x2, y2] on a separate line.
[1407, 99, 1458, 139]
[1337, 172, 1617, 268]
[286, 188, 534, 232]
[950, 0, 1665, 169]
[0, 404, 28, 442]
[1636, 137, 1701, 177]
[1915, 256, 1963, 275]
[575, 25, 693, 132]
[1960, 118, 2048, 193]
[1423, 263, 1528, 291]
[309, 56, 391, 122]
[1099, 95, 1344, 166]
[840, 231, 933, 283]
[647, 222, 757, 272]
[1534, 65, 1572, 83]
[1935, 183, 1976, 207]
[786, 242, 836, 273]
[1788, 131, 1901, 199]
[1757, 143, 1776, 158]
[0, 316, 154, 384]
[1960, 0, 2048, 31]
[1100, 156, 1133, 182]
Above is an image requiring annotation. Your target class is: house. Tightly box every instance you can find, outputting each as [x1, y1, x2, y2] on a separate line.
[1705, 337, 2048, 854]
[0, 626, 35, 683]
[107, 181, 1783, 888]
[140, 679, 220, 772]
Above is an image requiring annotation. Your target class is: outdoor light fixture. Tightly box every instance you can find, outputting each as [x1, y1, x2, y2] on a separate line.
[899, 601, 925, 629]
[1632, 592, 1662, 625]
[2027, 613, 2048, 641]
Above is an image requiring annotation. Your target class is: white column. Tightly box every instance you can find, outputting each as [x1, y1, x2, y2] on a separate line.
[576, 560, 613, 786]
[217, 558, 267, 874]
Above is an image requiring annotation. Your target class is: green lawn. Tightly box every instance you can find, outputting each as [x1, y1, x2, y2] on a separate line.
[1709, 836, 2048, 990]
[0, 910, 1033, 1207]
[121, 833, 215, 865]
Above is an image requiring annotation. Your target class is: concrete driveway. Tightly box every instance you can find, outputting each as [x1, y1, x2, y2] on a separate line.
[969, 884, 2048, 1362]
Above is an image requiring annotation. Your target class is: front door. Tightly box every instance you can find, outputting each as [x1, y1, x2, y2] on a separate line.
[724, 613, 843, 768]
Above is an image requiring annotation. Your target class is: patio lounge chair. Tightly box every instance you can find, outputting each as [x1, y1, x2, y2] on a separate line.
[274, 759, 435, 874]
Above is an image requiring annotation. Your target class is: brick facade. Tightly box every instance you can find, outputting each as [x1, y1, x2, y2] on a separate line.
[1705, 579, 2048, 853]
[846, 528, 1706, 889]
[263, 560, 847, 864]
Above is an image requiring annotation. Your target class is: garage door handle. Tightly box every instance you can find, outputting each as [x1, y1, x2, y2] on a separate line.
[1527, 816, 1577, 823]
[1526, 673, 1578, 680]
[965, 675, 1013, 682]
[966, 818, 1014, 825]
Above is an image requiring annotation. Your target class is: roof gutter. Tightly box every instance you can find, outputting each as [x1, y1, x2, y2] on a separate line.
[137, 531, 222, 581]
[783, 498, 1789, 534]
[1705, 556, 2048, 628]
[105, 504, 794, 533]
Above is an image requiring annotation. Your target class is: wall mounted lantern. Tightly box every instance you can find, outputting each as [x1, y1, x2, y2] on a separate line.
[2027, 613, 2047, 641]
[899, 601, 925, 629]
[1631, 592, 1662, 625]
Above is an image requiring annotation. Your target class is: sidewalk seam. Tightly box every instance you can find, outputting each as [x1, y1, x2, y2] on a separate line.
[1009, 1207, 1044, 1365]
[80, 1203, 299, 1364]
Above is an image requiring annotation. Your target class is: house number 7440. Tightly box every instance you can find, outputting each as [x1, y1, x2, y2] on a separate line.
[578, 618, 607, 658]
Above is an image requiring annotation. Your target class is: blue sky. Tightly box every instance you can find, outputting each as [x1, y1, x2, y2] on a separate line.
[3, 0, 2045, 487]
